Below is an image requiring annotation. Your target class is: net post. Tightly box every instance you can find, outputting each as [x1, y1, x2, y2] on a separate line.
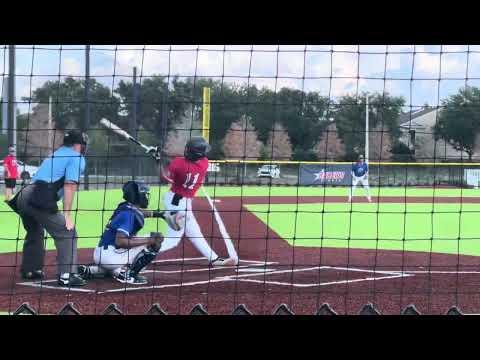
[202, 87, 210, 142]
[7, 45, 15, 152]
[48, 95, 53, 156]
[365, 93, 369, 163]
[84, 45, 91, 190]
[130, 66, 138, 179]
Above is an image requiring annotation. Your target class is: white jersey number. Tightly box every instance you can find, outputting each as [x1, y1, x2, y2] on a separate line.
[183, 173, 200, 190]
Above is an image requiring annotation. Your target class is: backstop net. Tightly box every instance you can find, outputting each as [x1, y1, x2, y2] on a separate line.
[1, 45, 479, 315]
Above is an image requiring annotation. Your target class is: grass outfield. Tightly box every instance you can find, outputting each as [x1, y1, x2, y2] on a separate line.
[1, 185, 480, 256]
[201, 186, 480, 198]
[246, 202, 480, 257]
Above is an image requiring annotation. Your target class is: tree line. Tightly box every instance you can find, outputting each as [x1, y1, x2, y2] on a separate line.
[16, 76, 480, 162]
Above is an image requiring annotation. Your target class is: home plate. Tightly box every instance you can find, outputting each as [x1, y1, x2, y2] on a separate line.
[237, 267, 276, 273]
[213, 199, 222, 203]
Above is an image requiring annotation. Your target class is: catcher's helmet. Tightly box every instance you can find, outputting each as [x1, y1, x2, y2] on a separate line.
[184, 137, 211, 161]
[122, 180, 150, 209]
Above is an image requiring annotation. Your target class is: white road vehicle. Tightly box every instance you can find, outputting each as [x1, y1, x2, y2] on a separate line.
[257, 164, 280, 179]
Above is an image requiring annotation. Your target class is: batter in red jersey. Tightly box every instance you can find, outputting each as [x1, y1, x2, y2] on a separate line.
[159, 137, 236, 266]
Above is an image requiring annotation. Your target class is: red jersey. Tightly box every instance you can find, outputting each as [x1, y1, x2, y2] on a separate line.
[3, 154, 18, 179]
[164, 157, 208, 198]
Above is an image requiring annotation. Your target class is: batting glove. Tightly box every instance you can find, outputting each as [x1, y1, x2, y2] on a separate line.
[146, 146, 161, 161]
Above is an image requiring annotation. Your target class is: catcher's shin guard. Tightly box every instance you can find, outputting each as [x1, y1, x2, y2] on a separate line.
[129, 248, 157, 276]
[148, 232, 163, 253]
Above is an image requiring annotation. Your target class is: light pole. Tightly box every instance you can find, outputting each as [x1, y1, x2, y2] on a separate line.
[365, 93, 369, 163]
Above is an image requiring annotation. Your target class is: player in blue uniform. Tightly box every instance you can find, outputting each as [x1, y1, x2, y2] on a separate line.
[78, 180, 182, 285]
[348, 154, 372, 202]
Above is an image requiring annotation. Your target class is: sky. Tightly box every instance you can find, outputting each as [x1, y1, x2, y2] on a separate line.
[2, 45, 480, 114]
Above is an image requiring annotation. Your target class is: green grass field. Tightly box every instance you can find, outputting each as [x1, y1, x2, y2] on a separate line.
[1, 186, 480, 257]
[246, 202, 480, 256]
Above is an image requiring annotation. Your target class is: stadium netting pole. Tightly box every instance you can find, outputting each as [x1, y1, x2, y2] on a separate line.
[7, 45, 15, 150]
[202, 86, 210, 142]
[365, 93, 369, 163]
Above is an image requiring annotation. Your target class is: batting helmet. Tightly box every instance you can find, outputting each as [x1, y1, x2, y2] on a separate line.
[122, 180, 150, 209]
[184, 137, 211, 162]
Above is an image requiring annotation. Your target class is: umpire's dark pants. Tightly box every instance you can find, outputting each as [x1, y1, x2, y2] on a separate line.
[15, 184, 78, 275]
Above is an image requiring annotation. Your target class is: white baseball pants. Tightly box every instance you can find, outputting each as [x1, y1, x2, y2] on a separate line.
[349, 175, 372, 201]
[93, 245, 146, 275]
[159, 191, 218, 262]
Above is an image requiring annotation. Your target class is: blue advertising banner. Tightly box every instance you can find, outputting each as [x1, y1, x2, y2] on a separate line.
[299, 164, 352, 186]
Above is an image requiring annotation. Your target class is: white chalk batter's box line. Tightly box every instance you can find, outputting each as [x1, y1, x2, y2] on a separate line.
[151, 257, 276, 265]
[15, 258, 278, 294]
[15, 257, 427, 294]
[96, 266, 413, 294]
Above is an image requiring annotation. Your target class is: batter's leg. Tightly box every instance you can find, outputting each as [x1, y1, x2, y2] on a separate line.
[158, 191, 187, 253]
[184, 198, 218, 262]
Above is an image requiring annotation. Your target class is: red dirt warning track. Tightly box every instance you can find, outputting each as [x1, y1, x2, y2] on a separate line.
[0, 195, 479, 315]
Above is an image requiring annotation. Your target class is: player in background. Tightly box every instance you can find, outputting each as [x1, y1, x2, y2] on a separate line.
[348, 154, 372, 203]
[78, 180, 180, 285]
[3, 145, 18, 202]
[159, 137, 237, 266]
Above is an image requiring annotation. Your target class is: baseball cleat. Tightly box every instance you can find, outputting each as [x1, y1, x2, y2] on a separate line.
[21, 270, 45, 281]
[78, 265, 108, 279]
[58, 273, 87, 287]
[114, 269, 148, 285]
[77, 265, 92, 279]
[133, 274, 148, 285]
[164, 211, 184, 231]
[210, 257, 238, 267]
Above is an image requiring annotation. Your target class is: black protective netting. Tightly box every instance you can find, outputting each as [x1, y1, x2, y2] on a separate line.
[1, 45, 480, 314]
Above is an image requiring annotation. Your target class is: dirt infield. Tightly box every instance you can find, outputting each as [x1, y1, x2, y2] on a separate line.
[1, 195, 480, 315]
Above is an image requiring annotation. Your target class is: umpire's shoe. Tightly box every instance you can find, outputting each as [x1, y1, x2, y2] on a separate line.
[21, 270, 45, 281]
[58, 273, 87, 287]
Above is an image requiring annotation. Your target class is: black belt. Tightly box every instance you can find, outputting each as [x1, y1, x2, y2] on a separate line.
[172, 193, 183, 206]
[28, 179, 64, 213]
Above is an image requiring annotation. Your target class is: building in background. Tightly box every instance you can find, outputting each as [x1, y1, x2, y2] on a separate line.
[398, 107, 480, 161]
[16, 103, 63, 165]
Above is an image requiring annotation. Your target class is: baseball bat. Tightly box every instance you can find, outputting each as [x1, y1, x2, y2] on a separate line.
[100, 118, 153, 153]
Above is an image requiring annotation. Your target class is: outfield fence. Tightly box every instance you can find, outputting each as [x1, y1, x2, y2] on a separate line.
[4, 161, 480, 192]
[204, 160, 480, 188]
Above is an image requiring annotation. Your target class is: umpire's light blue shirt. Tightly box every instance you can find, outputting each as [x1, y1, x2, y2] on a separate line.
[32, 146, 86, 199]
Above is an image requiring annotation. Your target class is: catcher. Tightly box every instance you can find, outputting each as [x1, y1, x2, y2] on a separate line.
[78, 180, 182, 285]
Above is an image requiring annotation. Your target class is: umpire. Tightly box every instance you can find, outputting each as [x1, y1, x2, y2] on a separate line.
[8, 130, 88, 287]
